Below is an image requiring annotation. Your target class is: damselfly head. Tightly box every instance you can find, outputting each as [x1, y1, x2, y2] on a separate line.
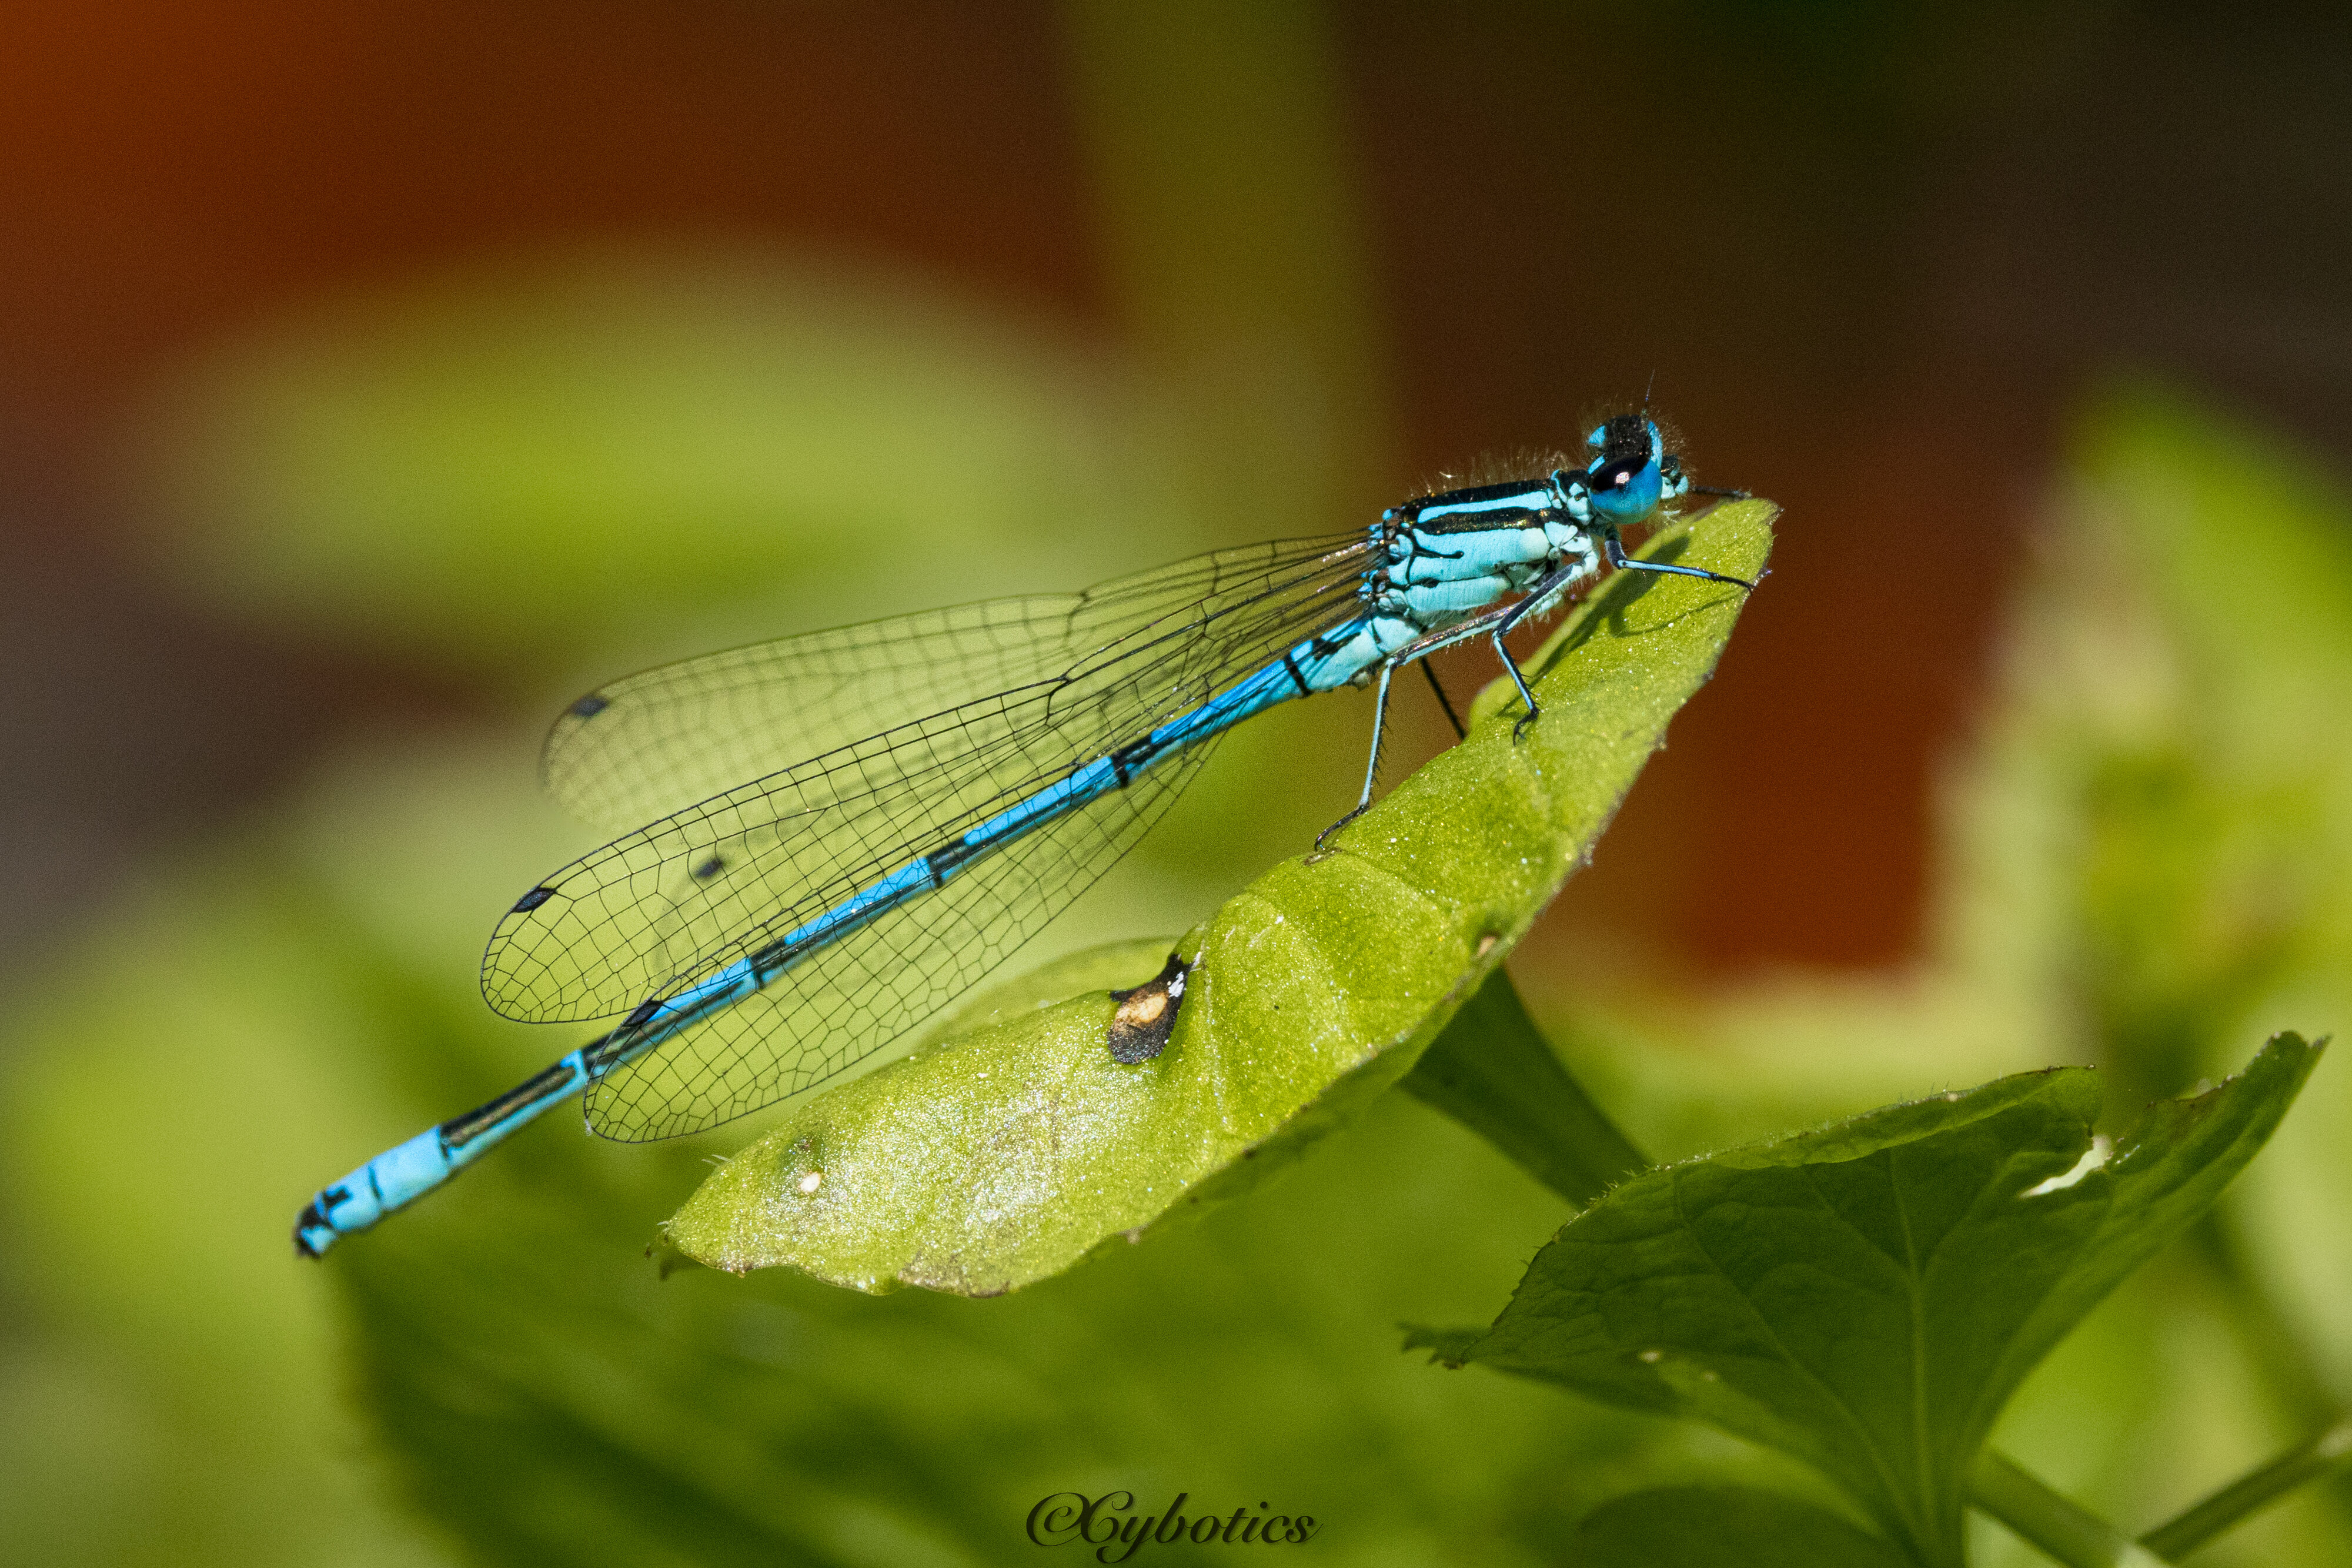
[1579, 414, 1674, 525]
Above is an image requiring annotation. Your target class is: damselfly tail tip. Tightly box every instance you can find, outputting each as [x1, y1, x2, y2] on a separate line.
[292, 1201, 335, 1260]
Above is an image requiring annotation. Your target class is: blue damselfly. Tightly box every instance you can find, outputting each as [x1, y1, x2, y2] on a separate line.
[294, 414, 1750, 1256]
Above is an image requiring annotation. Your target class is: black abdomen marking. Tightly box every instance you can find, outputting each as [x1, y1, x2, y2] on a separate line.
[440, 1059, 583, 1146]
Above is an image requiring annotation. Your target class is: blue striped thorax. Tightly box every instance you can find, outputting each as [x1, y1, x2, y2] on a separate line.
[1365, 413, 1690, 637]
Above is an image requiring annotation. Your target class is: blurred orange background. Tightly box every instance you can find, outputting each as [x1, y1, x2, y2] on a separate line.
[2, 0, 2344, 977]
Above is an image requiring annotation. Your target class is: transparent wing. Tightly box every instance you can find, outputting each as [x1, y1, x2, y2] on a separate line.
[491, 530, 1372, 1022]
[542, 534, 1367, 834]
[546, 595, 1097, 834]
[580, 738, 1216, 1141]
[481, 531, 1374, 1138]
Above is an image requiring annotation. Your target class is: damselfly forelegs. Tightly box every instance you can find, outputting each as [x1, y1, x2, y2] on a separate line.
[1312, 507, 1756, 854]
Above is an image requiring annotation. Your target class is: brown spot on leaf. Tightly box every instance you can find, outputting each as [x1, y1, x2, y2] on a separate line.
[1107, 950, 1191, 1065]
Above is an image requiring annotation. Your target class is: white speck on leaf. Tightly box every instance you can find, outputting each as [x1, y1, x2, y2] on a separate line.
[2022, 1136, 2112, 1198]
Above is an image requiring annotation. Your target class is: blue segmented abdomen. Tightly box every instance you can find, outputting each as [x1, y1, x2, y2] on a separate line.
[290, 622, 1382, 1256]
[293, 1048, 594, 1256]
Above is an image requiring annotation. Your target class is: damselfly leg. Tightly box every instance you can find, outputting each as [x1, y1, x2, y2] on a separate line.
[1312, 557, 1577, 850]
[1488, 552, 1613, 740]
[1315, 517, 1755, 850]
[1599, 529, 1758, 591]
[1312, 660, 1466, 852]
[1313, 660, 1397, 852]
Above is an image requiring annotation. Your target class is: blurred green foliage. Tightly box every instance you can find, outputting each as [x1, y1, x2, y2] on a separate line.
[1569, 1485, 1914, 1567]
[126, 247, 1202, 681]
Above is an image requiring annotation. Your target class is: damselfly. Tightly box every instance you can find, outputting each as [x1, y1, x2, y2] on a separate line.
[293, 414, 1752, 1256]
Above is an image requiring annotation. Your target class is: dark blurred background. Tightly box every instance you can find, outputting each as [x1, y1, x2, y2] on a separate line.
[7, 0, 2344, 986]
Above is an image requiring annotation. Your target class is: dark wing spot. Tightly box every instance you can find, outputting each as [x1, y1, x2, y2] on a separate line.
[512, 885, 557, 913]
[693, 855, 726, 881]
[569, 694, 611, 719]
[622, 997, 663, 1030]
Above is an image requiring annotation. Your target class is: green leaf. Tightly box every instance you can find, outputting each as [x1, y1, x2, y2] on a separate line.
[1570, 1487, 1909, 1568]
[1428, 1032, 2323, 1566]
[664, 502, 1777, 1293]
